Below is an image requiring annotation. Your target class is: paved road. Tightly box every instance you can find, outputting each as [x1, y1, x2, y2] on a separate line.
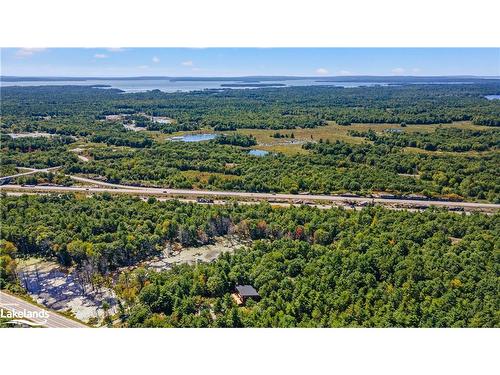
[0, 166, 61, 181]
[1, 182, 498, 212]
[0, 290, 87, 328]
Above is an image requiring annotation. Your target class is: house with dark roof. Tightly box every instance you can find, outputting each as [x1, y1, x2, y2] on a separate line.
[232, 285, 261, 305]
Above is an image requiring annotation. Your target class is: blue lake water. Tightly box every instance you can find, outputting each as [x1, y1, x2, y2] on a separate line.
[484, 95, 500, 100]
[2, 77, 498, 94]
[249, 149, 269, 156]
[0, 78, 392, 93]
[169, 133, 217, 142]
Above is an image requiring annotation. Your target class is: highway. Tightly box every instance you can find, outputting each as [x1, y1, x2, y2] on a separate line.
[1, 178, 499, 212]
[0, 290, 87, 328]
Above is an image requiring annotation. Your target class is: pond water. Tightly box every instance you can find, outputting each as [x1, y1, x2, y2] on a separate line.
[249, 149, 269, 156]
[169, 133, 217, 142]
[484, 95, 500, 100]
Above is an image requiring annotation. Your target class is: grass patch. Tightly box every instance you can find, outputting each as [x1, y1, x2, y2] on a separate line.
[230, 121, 490, 155]
[181, 170, 239, 188]
[147, 121, 493, 156]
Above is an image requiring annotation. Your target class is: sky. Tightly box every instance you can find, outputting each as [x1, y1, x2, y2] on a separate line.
[1, 48, 499, 77]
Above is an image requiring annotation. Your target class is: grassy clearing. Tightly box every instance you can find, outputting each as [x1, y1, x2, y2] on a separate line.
[68, 142, 138, 154]
[102, 121, 493, 157]
[181, 170, 239, 188]
[230, 121, 490, 155]
[402, 147, 498, 157]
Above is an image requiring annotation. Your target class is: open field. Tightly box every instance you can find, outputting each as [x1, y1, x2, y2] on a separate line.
[401, 147, 498, 156]
[235, 121, 493, 154]
[181, 170, 239, 186]
[147, 121, 492, 155]
[58, 120, 495, 158]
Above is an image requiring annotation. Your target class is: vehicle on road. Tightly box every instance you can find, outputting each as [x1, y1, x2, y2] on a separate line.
[197, 197, 214, 203]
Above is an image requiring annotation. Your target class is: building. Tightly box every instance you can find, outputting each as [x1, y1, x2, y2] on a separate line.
[233, 285, 260, 305]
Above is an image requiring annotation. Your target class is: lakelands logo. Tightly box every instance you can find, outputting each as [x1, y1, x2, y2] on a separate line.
[1, 303, 49, 327]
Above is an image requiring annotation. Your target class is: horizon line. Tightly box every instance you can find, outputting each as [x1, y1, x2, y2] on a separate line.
[2, 74, 500, 79]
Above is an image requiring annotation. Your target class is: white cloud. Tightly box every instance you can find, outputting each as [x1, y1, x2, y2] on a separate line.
[181, 60, 194, 67]
[152, 56, 160, 63]
[412, 67, 422, 74]
[15, 48, 46, 58]
[94, 53, 108, 59]
[106, 48, 125, 52]
[315, 68, 329, 75]
[391, 67, 405, 74]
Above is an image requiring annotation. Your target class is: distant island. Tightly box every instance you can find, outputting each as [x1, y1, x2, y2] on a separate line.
[220, 83, 287, 88]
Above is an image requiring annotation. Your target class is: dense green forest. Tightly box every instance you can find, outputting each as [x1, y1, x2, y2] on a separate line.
[1, 84, 499, 202]
[213, 134, 257, 147]
[1, 142, 78, 170]
[1, 194, 498, 327]
[348, 128, 500, 152]
[2, 132, 498, 202]
[2, 83, 499, 130]
[1, 83, 499, 327]
[65, 140, 500, 202]
[0, 133, 76, 152]
[0, 133, 78, 174]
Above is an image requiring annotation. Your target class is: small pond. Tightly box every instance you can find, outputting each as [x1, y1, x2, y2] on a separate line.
[170, 133, 217, 142]
[249, 149, 269, 156]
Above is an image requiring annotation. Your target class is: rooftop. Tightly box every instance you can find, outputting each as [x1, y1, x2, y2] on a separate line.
[235, 285, 260, 297]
